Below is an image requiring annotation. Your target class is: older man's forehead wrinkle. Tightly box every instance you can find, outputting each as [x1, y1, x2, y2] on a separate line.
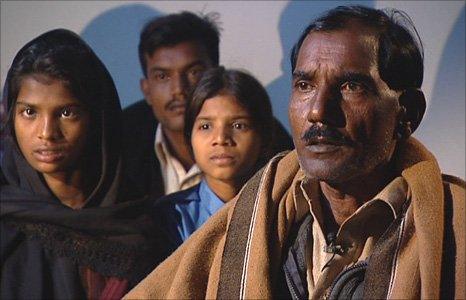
[295, 58, 343, 83]
[296, 41, 346, 73]
[292, 69, 316, 81]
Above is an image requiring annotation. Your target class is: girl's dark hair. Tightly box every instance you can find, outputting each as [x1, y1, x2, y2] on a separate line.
[290, 5, 424, 91]
[184, 66, 274, 167]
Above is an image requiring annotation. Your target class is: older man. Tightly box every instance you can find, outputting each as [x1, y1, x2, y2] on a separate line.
[125, 6, 464, 299]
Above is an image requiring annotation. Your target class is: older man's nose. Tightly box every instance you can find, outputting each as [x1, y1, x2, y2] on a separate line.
[307, 86, 344, 127]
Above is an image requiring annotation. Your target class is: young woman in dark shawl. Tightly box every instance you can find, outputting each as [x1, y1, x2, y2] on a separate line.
[0, 29, 173, 299]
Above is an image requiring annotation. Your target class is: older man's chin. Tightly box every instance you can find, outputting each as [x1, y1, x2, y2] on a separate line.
[297, 155, 362, 183]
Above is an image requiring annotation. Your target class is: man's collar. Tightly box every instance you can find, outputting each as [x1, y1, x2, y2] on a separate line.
[154, 124, 201, 182]
[154, 124, 169, 166]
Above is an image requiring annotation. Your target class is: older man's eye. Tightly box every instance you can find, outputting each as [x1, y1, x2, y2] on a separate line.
[294, 80, 313, 93]
[341, 81, 365, 93]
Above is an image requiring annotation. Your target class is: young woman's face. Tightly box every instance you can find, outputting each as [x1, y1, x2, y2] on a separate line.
[191, 93, 262, 186]
[14, 75, 91, 175]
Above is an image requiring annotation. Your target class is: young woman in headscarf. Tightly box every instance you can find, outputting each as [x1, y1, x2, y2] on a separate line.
[0, 29, 173, 299]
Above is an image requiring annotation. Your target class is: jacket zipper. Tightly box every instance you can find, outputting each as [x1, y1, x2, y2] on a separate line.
[325, 260, 368, 299]
[284, 264, 301, 300]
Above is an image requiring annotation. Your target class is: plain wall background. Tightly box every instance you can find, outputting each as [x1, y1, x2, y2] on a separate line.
[1, 1, 464, 178]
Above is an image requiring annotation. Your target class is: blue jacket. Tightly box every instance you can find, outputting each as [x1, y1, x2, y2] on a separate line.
[153, 180, 224, 246]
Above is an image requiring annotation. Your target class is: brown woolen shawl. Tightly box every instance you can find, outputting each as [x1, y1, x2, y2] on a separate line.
[124, 138, 465, 299]
[0, 29, 173, 299]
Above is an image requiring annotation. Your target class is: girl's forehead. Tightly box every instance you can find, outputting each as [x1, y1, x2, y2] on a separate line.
[197, 94, 251, 118]
[16, 76, 80, 107]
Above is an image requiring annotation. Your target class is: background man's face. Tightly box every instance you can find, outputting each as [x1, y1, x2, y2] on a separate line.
[289, 25, 402, 184]
[141, 41, 213, 133]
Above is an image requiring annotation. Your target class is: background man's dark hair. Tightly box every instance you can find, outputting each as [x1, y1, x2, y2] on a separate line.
[290, 5, 424, 91]
[184, 66, 275, 167]
[138, 11, 221, 77]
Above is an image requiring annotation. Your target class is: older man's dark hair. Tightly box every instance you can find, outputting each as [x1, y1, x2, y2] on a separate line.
[291, 5, 424, 91]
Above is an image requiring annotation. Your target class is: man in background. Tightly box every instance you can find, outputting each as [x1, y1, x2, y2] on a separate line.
[122, 11, 293, 199]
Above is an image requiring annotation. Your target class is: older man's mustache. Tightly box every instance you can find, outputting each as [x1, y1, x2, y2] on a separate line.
[301, 124, 353, 146]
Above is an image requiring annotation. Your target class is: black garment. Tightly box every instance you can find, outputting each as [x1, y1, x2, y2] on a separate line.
[121, 100, 295, 200]
[0, 29, 173, 300]
[121, 100, 164, 201]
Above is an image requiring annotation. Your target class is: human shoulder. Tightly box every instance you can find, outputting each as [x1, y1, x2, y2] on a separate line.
[442, 174, 466, 190]
[0, 166, 7, 185]
[121, 99, 158, 148]
[1, 221, 26, 260]
[154, 184, 201, 207]
[272, 117, 294, 153]
[123, 99, 151, 116]
[122, 100, 158, 130]
[442, 174, 465, 209]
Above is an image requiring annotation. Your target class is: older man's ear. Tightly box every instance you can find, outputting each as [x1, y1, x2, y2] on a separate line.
[396, 89, 426, 139]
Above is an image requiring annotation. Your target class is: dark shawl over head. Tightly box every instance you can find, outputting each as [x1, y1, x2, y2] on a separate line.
[0, 29, 173, 299]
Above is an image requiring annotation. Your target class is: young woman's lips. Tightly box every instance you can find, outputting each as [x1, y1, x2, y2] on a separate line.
[33, 149, 66, 163]
[210, 153, 235, 166]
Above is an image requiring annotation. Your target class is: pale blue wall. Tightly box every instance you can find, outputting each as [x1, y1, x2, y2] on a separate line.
[1, 1, 464, 178]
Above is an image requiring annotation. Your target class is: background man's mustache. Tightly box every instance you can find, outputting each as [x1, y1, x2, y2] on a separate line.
[165, 99, 186, 111]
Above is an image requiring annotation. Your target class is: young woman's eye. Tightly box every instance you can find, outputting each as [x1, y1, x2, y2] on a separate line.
[233, 122, 249, 130]
[199, 123, 211, 130]
[20, 107, 36, 118]
[61, 107, 77, 118]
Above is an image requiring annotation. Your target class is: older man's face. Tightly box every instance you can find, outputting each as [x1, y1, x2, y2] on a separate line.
[289, 26, 402, 184]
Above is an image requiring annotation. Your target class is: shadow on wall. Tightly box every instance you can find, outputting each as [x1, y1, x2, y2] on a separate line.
[81, 4, 162, 108]
[266, 1, 374, 133]
[415, 8, 465, 178]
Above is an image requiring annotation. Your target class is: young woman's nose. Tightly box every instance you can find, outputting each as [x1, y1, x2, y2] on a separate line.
[212, 126, 233, 146]
[38, 116, 62, 141]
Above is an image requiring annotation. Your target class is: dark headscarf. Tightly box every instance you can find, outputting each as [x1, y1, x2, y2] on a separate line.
[0, 29, 173, 299]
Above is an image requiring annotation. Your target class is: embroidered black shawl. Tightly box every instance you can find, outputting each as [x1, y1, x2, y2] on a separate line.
[0, 29, 172, 299]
